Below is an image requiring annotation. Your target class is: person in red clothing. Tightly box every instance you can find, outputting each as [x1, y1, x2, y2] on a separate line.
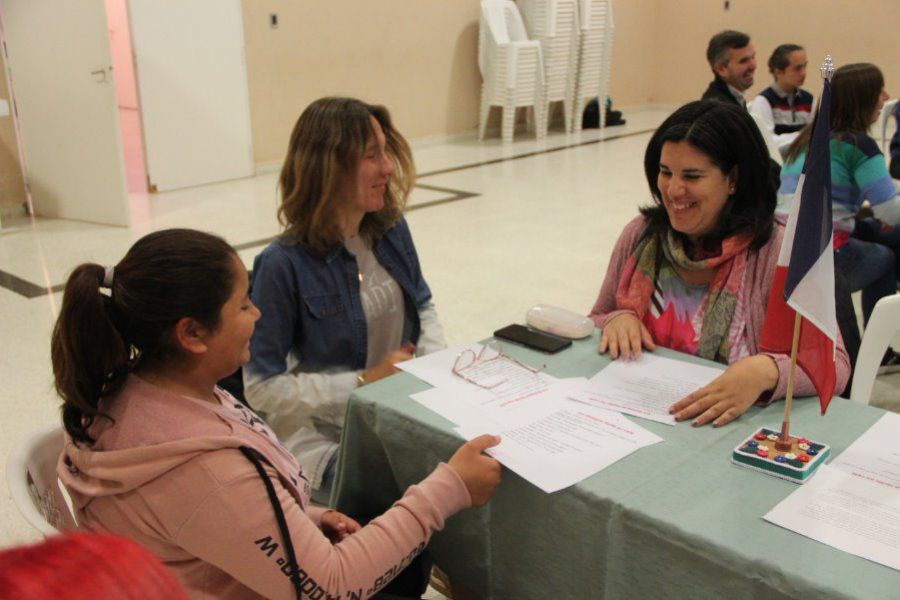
[51, 228, 501, 599]
[0, 532, 188, 599]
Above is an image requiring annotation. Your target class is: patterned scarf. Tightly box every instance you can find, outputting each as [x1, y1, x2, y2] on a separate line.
[615, 227, 751, 363]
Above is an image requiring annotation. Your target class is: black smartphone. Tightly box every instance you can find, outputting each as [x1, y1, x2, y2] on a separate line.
[493, 324, 572, 354]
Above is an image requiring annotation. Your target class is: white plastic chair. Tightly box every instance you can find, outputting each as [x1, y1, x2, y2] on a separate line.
[879, 98, 897, 152]
[6, 425, 76, 536]
[478, 0, 546, 142]
[517, 0, 579, 135]
[571, 0, 614, 132]
[850, 294, 900, 404]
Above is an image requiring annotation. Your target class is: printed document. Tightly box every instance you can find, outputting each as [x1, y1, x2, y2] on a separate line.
[398, 344, 556, 391]
[411, 377, 584, 428]
[456, 404, 663, 493]
[764, 414, 900, 571]
[401, 345, 664, 492]
[569, 352, 723, 425]
[764, 464, 900, 571]
[830, 412, 900, 488]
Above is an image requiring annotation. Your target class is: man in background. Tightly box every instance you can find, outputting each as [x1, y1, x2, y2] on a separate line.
[701, 30, 757, 109]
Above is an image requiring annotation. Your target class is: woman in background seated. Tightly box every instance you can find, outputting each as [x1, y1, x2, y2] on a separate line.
[52, 229, 500, 599]
[590, 101, 850, 426]
[245, 98, 446, 502]
[781, 63, 900, 373]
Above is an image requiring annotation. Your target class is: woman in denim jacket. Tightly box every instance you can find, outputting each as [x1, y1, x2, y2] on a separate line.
[245, 98, 446, 502]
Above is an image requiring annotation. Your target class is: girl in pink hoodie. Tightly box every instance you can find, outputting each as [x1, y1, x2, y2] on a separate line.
[52, 229, 501, 599]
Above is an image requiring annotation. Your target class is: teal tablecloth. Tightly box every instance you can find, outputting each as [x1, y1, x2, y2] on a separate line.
[333, 332, 900, 599]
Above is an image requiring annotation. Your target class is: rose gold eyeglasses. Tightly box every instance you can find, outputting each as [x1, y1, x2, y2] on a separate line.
[451, 341, 544, 389]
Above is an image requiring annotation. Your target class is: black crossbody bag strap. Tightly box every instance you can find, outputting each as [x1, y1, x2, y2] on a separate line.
[239, 446, 303, 599]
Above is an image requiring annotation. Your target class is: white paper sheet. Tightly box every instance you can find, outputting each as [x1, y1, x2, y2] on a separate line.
[411, 378, 585, 428]
[830, 412, 900, 489]
[402, 347, 665, 493]
[455, 405, 663, 493]
[397, 344, 556, 391]
[764, 464, 900, 571]
[411, 387, 484, 428]
[397, 344, 484, 389]
[569, 352, 724, 425]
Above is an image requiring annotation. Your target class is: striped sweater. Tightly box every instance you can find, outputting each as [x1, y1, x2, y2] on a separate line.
[757, 85, 814, 135]
[779, 132, 900, 238]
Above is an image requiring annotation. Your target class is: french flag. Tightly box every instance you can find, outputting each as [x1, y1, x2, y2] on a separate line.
[760, 79, 837, 414]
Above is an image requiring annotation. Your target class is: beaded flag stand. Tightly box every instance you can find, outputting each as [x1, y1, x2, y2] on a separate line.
[731, 56, 836, 484]
[731, 426, 830, 483]
[731, 309, 831, 483]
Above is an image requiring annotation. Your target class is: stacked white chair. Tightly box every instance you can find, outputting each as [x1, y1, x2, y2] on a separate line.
[571, 0, 614, 132]
[478, 0, 546, 142]
[517, 0, 579, 135]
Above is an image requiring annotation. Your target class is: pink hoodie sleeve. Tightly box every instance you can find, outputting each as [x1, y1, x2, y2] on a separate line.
[589, 216, 647, 328]
[171, 450, 470, 599]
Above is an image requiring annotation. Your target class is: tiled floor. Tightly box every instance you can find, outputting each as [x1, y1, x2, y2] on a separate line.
[1, 106, 897, 550]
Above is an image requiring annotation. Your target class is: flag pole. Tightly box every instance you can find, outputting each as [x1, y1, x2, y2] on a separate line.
[775, 55, 835, 452]
[775, 313, 802, 451]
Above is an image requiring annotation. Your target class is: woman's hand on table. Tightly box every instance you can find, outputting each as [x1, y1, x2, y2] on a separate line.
[320, 510, 361, 543]
[363, 343, 416, 383]
[448, 434, 502, 507]
[598, 314, 656, 360]
[669, 355, 779, 427]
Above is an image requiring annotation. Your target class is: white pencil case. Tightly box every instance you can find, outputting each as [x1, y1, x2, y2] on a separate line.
[526, 304, 594, 339]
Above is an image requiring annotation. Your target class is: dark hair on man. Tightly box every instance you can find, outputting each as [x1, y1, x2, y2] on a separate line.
[785, 63, 885, 164]
[706, 30, 750, 71]
[642, 101, 776, 253]
[768, 43, 804, 75]
[51, 229, 238, 444]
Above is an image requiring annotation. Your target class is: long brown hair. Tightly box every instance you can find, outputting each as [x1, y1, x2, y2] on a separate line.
[277, 97, 414, 253]
[51, 229, 237, 444]
[785, 63, 885, 164]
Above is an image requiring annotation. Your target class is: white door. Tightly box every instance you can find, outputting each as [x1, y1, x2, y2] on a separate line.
[0, 0, 130, 226]
[128, 0, 254, 192]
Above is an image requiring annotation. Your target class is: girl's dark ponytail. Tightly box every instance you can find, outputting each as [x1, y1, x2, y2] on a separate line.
[51, 264, 130, 444]
[50, 229, 237, 445]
